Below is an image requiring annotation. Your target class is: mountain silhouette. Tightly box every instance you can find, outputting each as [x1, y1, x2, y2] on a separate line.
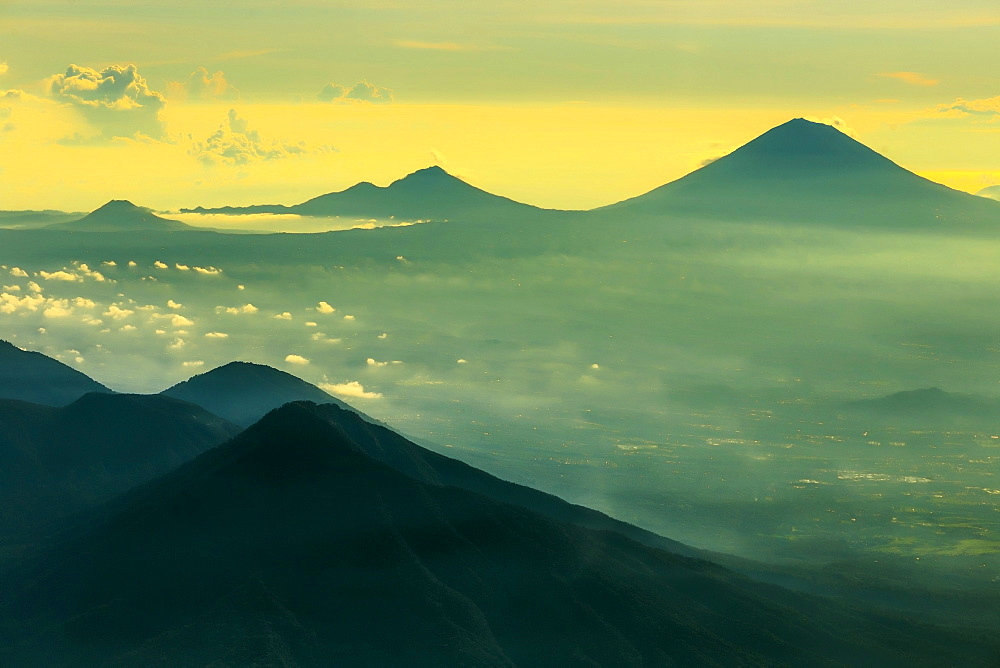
[841, 387, 999, 424]
[160, 361, 381, 427]
[0, 393, 240, 539]
[183, 166, 569, 222]
[599, 118, 1000, 228]
[0, 340, 112, 406]
[46, 200, 193, 232]
[2, 401, 986, 666]
[978, 184, 1000, 201]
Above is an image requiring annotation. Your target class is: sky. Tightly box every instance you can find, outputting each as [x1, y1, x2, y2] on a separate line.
[1, 0, 999, 211]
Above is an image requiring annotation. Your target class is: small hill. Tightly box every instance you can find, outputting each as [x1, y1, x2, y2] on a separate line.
[977, 184, 1000, 201]
[183, 166, 569, 223]
[597, 118, 1000, 230]
[46, 200, 193, 232]
[0, 340, 112, 406]
[2, 401, 987, 666]
[160, 361, 380, 427]
[840, 387, 998, 424]
[0, 393, 240, 539]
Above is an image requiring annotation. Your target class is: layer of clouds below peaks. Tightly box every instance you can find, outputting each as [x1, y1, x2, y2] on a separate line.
[48, 64, 167, 141]
[318, 80, 393, 104]
[189, 109, 330, 166]
[938, 95, 1000, 116]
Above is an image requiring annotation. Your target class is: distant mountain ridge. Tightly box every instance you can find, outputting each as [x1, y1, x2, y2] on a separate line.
[597, 118, 1000, 229]
[841, 386, 999, 422]
[46, 200, 194, 232]
[183, 165, 570, 222]
[0, 340, 112, 406]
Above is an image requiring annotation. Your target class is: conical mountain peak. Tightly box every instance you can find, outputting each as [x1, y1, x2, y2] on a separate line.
[49, 199, 192, 232]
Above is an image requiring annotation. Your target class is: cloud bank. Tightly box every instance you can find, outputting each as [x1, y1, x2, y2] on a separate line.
[317, 80, 393, 104]
[47, 64, 167, 140]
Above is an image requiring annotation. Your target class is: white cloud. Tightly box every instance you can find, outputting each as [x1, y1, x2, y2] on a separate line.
[318, 80, 393, 104]
[316, 301, 336, 314]
[167, 299, 183, 309]
[102, 260, 117, 267]
[190, 109, 321, 166]
[304, 321, 317, 327]
[43, 302, 73, 318]
[73, 297, 96, 308]
[319, 380, 382, 399]
[120, 324, 137, 332]
[104, 304, 134, 319]
[284, 354, 310, 365]
[168, 338, 186, 350]
[47, 63, 167, 140]
[366, 357, 388, 367]
[273, 311, 293, 320]
[167, 67, 240, 101]
[216, 303, 258, 315]
[457, 358, 468, 364]
[311, 332, 341, 344]
[2, 285, 19, 292]
[377, 332, 388, 339]
[0, 63, 7, 75]
[194, 266, 222, 275]
[182, 360, 204, 368]
[938, 95, 1000, 116]
[343, 314, 355, 321]
[205, 331, 229, 339]
[153, 260, 168, 269]
[9, 267, 28, 277]
[39, 269, 80, 282]
[175, 263, 190, 271]
[26, 281, 42, 293]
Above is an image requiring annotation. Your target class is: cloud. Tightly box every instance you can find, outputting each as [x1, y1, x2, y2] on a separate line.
[205, 331, 229, 339]
[104, 304, 134, 319]
[804, 115, 857, 138]
[393, 40, 505, 52]
[38, 269, 79, 282]
[274, 311, 293, 320]
[9, 267, 28, 277]
[317, 80, 393, 104]
[190, 109, 320, 166]
[153, 260, 168, 269]
[194, 266, 222, 275]
[284, 354, 310, 365]
[343, 314, 355, 320]
[0, 62, 7, 75]
[43, 302, 73, 318]
[215, 303, 258, 315]
[167, 67, 240, 101]
[316, 301, 335, 314]
[182, 360, 204, 368]
[167, 299, 182, 309]
[47, 64, 167, 140]
[937, 96, 1000, 116]
[366, 357, 388, 367]
[877, 71, 939, 87]
[319, 380, 382, 399]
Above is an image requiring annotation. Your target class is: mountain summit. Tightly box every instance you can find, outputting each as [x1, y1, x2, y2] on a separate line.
[600, 118, 1000, 228]
[0, 340, 112, 406]
[47, 200, 192, 232]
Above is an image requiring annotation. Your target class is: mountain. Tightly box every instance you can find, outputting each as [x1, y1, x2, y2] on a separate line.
[0, 340, 112, 406]
[840, 387, 999, 424]
[45, 200, 193, 232]
[598, 118, 1000, 229]
[183, 166, 569, 222]
[0, 393, 240, 539]
[2, 401, 988, 666]
[978, 184, 1000, 201]
[160, 361, 381, 427]
[0, 210, 82, 230]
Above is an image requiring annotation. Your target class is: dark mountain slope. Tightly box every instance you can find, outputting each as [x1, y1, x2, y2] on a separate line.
[45, 200, 193, 232]
[0, 402, 991, 666]
[598, 118, 1000, 229]
[0, 340, 112, 406]
[160, 360, 381, 427]
[0, 393, 240, 539]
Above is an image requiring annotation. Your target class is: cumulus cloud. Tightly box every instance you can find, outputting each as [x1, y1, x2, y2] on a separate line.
[0, 62, 7, 75]
[878, 71, 939, 87]
[317, 80, 393, 104]
[38, 269, 79, 282]
[215, 303, 258, 315]
[316, 301, 336, 314]
[43, 302, 73, 318]
[104, 304, 134, 319]
[47, 64, 167, 140]
[304, 321, 318, 327]
[273, 311, 293, 320]
[284, 354, 310, 365]
[9, 267, 28, 277]
[366, 357, 388, 368]
[167, 299, 183, 309]
[182, 360, 204, 368]
[167, 67, 240, 101]
[377, 332, 388, 339]
[205, 331, 229, 339]
[311, 332, 341, 344]
[343, 314, 355, 321]
[319, 380, 382, 399]
[153, 260, 168, 269]
[190, 109, 320, 166]
[194, 266, 222, 275]
[938, 95, 1000, 116]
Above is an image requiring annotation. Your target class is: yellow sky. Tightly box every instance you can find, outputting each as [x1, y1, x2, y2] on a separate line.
[0, 1, 998, 210]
